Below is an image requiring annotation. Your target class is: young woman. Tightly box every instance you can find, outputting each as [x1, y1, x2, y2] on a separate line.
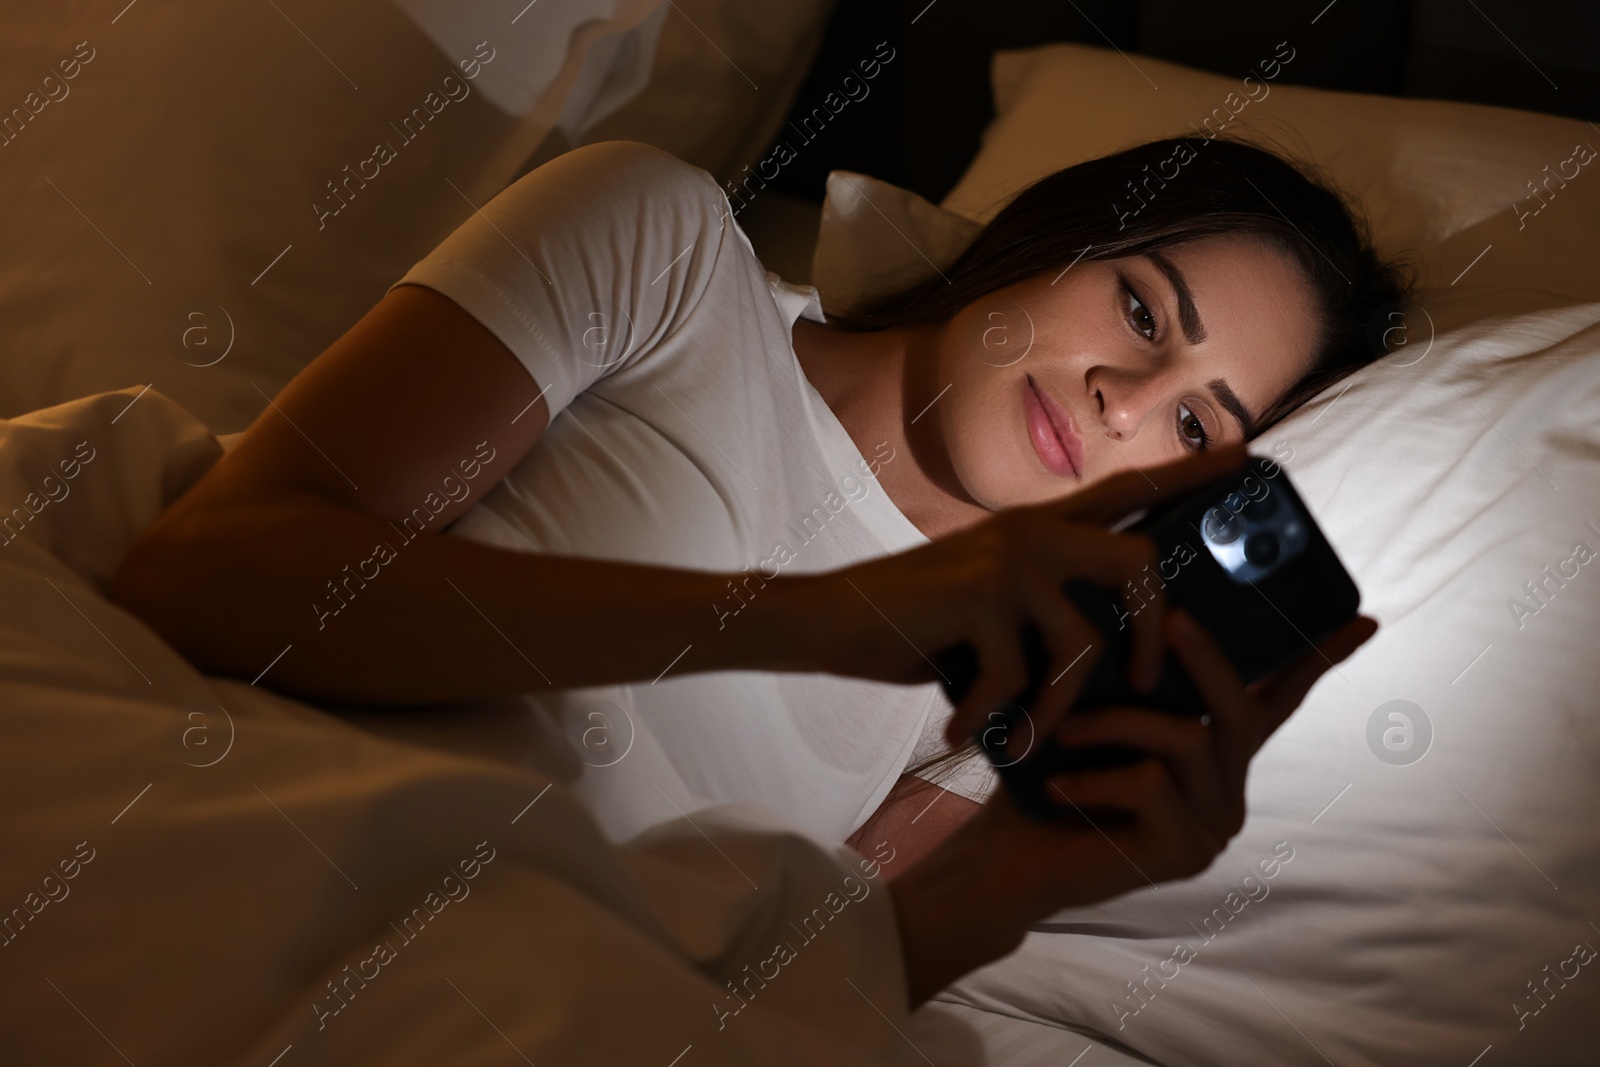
[110, 136, 1404, 887]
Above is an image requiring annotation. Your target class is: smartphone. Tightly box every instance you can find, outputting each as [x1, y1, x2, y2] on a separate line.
[931, 453, 1360, 821]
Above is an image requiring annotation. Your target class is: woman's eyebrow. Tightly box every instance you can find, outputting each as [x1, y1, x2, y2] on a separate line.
[1145, 251, 1207, 347]
[1143, 251, 1253, 435]
[1207, 377, 1256, 438]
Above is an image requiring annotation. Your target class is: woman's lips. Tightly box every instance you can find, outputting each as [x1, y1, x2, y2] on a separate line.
[1023, 374, 1084, 480]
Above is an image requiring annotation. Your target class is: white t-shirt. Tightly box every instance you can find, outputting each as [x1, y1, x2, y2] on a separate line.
[389, 140, 997, 843]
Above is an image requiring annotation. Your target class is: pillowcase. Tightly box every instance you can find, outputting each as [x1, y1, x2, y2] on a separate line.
[809, 171, 981, 319]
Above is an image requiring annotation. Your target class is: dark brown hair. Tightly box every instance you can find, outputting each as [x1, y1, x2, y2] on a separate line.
[854, 134, 1416, 788]
[831, 133, 1417, 439]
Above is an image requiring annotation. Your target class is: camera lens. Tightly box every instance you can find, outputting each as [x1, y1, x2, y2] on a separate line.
[1244, 531, 1280, 566]
[1202, 506, 1244, 545]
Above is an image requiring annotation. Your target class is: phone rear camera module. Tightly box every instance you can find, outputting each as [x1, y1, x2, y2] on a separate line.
[1244, 531, 1281, 566]
[1202, 506, 1244, 545]
[1194, 459, 1314, 585]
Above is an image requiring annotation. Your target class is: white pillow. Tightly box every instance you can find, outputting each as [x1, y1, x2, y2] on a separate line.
[941, 42, 1600, 300]
[809, 171, 981, 319]
[808, 42, 1600, 1067]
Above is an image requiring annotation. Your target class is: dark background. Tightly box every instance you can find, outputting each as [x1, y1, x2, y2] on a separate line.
[757, 0, 1600, 205]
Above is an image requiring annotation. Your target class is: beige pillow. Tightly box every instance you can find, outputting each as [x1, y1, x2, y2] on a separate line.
[941, 42, 1600, 298]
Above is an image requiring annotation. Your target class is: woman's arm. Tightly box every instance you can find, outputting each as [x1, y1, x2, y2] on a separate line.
[847, 774, 983, 872]
[112, 275, 1263, 738]
[109, 285, 812, 703]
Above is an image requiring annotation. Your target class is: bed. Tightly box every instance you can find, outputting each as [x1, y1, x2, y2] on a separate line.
[3, 2, 1598, 1064]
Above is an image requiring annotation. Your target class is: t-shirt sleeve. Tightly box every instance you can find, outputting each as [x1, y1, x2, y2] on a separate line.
[389, 140, 735, 420]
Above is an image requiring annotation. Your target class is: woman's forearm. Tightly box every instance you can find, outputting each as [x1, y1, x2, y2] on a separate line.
[110, 492, 823, 705]
[888, 811, 1030, 1009]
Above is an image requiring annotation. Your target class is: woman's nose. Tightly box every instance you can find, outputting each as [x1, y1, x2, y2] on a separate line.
[1095, 369, 1169, 442]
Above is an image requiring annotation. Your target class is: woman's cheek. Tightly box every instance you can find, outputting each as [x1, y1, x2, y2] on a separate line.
[943, 379, 1030, 511]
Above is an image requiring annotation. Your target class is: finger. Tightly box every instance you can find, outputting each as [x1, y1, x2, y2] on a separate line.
[1162, 607, 1253, 751]
[1042, 759, 1173, 815]
[1119, 536, 1167, 696]
[1056, 440, 1250, 526]
[1012, 526, 1166, 693]
[1055, 707, 1217, 781]
[948, 614, 1030, 746]
[1253, 614, 1380, 731]
[1054, 707, 1229, 832]
[976, 703, 1037, 766]
[1014, 561, 1102, 735]
[1044, 761, 1226, 869]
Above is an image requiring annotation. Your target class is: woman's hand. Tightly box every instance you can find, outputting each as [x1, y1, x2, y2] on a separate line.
[887, 604, 1379, 1007]
[791, 441, 1252, 747]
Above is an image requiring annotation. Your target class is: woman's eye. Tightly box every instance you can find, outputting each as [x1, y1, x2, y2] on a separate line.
[1177, 401, 1211, 453]
[1123, 280, 1158, 341]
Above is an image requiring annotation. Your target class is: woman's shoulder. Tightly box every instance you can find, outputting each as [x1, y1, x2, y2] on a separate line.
[530, 140, 730, 226]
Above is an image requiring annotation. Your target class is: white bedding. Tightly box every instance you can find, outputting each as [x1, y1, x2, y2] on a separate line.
[0, 388, 926, 1066]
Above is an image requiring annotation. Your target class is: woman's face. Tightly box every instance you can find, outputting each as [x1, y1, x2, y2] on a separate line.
[928, 234, 1322, 510]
